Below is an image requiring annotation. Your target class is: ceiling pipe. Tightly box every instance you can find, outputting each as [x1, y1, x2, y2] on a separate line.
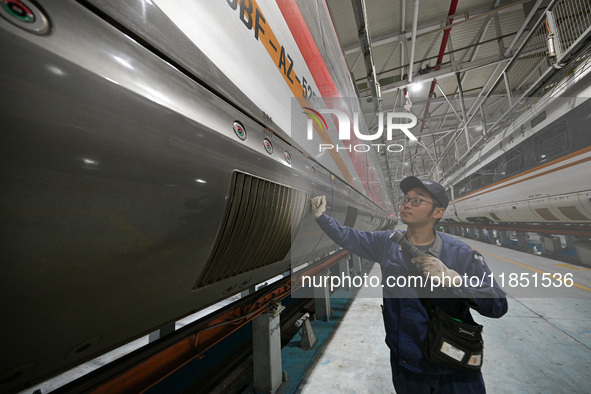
[408, 0, 420, 83]
[414, 0, 460, 154]
[400, 0, 406, 81]
[351, 0, 382, 112]
[401, 0, 406, 34]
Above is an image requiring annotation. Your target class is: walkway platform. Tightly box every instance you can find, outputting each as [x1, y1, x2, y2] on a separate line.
[295, 232, 591, 393]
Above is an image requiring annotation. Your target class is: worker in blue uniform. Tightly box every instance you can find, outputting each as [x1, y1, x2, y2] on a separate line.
[311, 176, 507, 393]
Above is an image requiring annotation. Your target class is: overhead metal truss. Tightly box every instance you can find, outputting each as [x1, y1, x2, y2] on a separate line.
[329, 0, 591, 207]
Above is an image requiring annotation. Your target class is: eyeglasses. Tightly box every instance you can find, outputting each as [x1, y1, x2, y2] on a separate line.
[400, 197, 434, 207]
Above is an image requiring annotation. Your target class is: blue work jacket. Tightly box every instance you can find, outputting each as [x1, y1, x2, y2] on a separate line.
[316, 214, 508, 375]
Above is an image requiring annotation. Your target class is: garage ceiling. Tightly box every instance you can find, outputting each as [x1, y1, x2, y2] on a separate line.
[325, 0, 591, 205]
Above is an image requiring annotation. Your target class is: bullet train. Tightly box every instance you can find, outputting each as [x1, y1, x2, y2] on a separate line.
[0, 1, 396, 391]
[442, 60, 591, 225]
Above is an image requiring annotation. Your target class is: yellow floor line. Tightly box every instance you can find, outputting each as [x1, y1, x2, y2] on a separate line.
[555, 263, 591, 271]
[474, 248, 591, 293]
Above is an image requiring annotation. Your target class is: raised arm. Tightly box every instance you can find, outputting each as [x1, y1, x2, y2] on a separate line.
[312, 196, 391, 263]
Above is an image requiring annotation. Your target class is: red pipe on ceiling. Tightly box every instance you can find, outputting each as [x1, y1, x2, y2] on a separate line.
[415, 0, 460, 154]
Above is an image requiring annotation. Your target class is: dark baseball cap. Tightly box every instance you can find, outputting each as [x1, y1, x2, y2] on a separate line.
[400, 176, 449, 209]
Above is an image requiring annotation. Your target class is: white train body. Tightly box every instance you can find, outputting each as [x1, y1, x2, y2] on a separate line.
[443, 65, 591, 225]
[445, 145, 591, 224]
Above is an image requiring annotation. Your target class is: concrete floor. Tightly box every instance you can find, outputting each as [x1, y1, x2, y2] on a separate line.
[298, 262, 393, 393]
[298, 232, 591, 393]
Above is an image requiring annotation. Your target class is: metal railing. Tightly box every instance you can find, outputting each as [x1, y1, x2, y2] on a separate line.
[553, 0, 591, 55]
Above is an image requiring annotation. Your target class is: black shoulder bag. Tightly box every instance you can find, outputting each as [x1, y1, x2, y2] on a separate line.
[420, 298, 484, 374]
[389, 230, 485, 374]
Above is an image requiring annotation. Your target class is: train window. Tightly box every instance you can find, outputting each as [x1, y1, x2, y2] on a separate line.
[455, 179, 470, 197]
[530, 111, 546, 128]
[477, 161, 502, 187]
[505, 148, 524, 175]
[534, 120, 568, 163]
[496, 159, 506, 178]
[470, 173, 482, 189]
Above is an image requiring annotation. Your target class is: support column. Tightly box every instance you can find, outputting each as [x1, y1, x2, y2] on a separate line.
[477, 228, 485, 241]
[339, 256, 351, 291]
[351, 255, 363, 276]
[541, 235, 561, 255]
[314, 269, 331, 322]
[486, 229, 495, 244]
[538, 233, 548, 255]
[253, 302, 285, 394]
[575, 240, 591, 267]
[516, 232, 528, 251]
[498, 230, 509, 246]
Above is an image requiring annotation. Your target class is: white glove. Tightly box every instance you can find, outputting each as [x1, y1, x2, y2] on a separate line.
[311, 195, 326, 218]
[412, 255, 462, 287]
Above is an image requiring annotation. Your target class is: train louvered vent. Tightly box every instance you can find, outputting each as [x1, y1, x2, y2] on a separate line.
[193, 171, 307, 289]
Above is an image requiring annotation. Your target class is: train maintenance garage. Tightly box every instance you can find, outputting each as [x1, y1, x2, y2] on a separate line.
[2, 0, 591, 393]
